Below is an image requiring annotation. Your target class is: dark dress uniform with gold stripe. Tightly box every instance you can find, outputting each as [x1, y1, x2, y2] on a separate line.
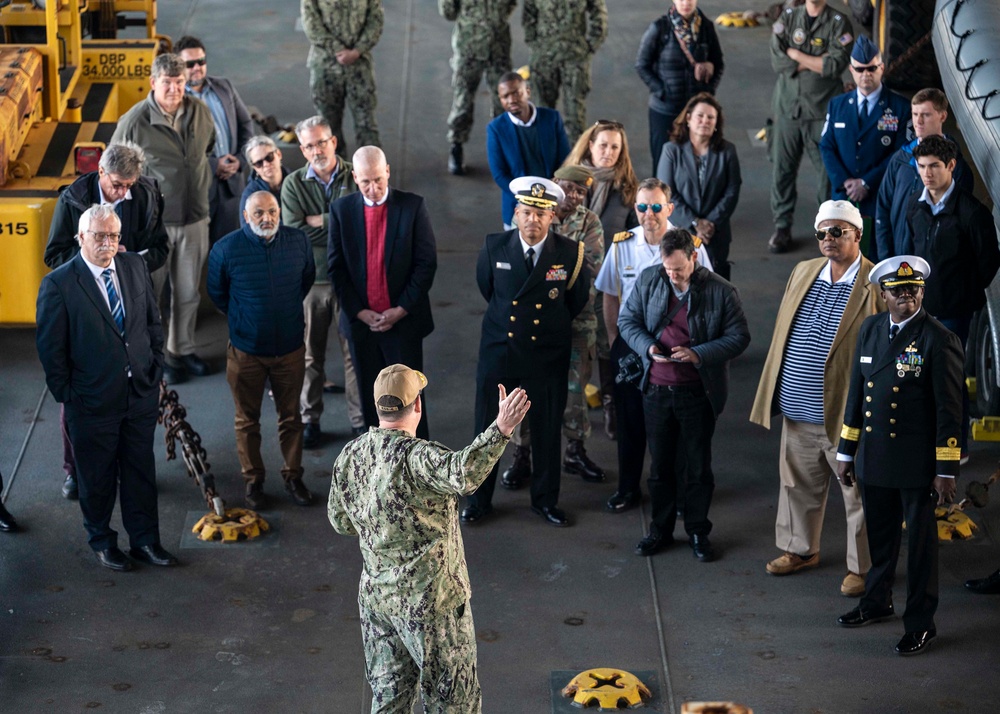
[838, 308, 963, 633]
[469, 229, 589, 512]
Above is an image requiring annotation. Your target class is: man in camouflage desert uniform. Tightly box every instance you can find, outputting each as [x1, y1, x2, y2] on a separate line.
[440, 0, 517, 176]
[328, 364, 529, 713]
[505, 165, 606, 489]
[301, 0, 384, 152]
[523, 0, 608, 142]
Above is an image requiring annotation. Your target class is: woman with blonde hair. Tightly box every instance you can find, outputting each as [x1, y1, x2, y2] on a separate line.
[563, 119, 639, 440]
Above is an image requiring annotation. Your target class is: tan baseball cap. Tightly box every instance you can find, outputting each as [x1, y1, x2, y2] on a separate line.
[374, 364, 427, 412]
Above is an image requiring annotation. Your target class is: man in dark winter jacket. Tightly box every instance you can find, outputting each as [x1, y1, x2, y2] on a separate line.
[207, 192, 316, 510]
[45, 142, 168, 273]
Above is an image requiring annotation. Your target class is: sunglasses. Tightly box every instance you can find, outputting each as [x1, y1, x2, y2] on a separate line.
[636, 203, 664, 213]
[885, 284, 921, 296]
[851, 63, 881, 74]
[185, 58, 207, 68]
[594, 119, 624, 130]
[815, 226, 857, 240]
[251, 151, 276, 169]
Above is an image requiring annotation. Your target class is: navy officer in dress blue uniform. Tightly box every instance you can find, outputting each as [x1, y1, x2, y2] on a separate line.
[835, 255, 963, 656]
[462, 176, 590, 527]
[819, 34, 910, 253]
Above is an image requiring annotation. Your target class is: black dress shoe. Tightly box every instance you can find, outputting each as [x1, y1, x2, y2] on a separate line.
[322, 382, 346, 394]
[531, 505, 569, 527]
[965, 568, 1000, 594]
[0, 501, 18, 532]
[895, 629, 936, 656]
[245, 481, 267, 510]
[635, 533, 671, 556]
[837, 605, 895, 628]
[176, 353, 210, 376]
[61, 473, 79, 500]
[162, 363, 189, 385]
[563, 439, 605, 482]
[95, 547, 133, 572]
[501, 445, 531, 490]
[303, 422, 321, 449]
[460, 504, 493, 524]
[606, 490, 639, 513]
[448, 143, 465, 176]
[129, 544, 178, 567]
[690, 534, 716, 562]
[285, 478, 314, 506]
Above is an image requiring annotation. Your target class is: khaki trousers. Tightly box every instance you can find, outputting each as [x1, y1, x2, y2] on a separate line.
[226, 343, 306, 485]
[776, 417, 871, 574]
[300, 283, 363, 428]
[151, 218, 209, 356]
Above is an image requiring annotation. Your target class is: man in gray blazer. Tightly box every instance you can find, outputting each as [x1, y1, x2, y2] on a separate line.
[176, 36, 255, 245]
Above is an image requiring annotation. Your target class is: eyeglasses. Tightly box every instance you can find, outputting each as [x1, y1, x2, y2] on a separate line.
[851, 63, 881, 74]
[885, 284, 921, 296]
[815, 226, 857, 241]
[300, 137, 332, 153]
[184, 58, 207, 68]
[251, 151, 276, 169]
[636, 203, 664, 213]
[86, 231, 121, 243]
[108, 179, 135, 192]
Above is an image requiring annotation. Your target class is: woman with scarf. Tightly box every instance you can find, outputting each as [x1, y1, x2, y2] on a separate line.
[635, 0, 724, 173]
[562, 120, 639, 439]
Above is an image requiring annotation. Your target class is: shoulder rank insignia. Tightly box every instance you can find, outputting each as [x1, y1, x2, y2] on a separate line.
[612, 230, 633, 244]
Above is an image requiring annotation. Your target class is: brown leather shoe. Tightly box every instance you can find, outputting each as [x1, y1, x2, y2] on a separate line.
[245, 481, 267, 510]
[841, 571, 866, 597]
[285, 477, 314, 506]
[768, 226, 792, 254]
[766, 551, 819, 575]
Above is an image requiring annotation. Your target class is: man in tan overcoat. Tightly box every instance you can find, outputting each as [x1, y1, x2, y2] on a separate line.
[751, 200, 885, 597]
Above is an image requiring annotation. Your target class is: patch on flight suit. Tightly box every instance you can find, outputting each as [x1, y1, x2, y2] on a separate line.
[839, 32, 853, 45]
[811, 38, 825, 48]
[792, 28, 806, 45]
[896, 343, 923, 378]
[773, 21, 785, 34]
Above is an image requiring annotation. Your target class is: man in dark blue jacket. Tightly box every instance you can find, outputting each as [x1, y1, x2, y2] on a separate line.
[208, 192, 316, 509]
[486, 72, 571, 228]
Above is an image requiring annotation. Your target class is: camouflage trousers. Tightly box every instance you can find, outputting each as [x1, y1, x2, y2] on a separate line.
[512, 324, 595, 446]
[529, 51, 592, 142]
[308, 54, 381, 154]
[447, 44, 510, 145]
[360, 599, 481, 714]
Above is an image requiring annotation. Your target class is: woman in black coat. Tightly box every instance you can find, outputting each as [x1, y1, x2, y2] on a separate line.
[656, 93, 741, 280]
[636, 0, 724, 173]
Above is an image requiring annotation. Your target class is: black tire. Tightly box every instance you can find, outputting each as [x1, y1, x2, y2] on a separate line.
[975, 310, 1000, 416]
[849, 0, 873, 28]
[873, 0, 941, 90]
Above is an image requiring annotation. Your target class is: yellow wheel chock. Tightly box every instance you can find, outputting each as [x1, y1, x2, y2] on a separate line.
[561, 668, 651, 710]
[715, 12, 759, 28]
[935, 506, 977, 541]
[193, 508, 270, 543]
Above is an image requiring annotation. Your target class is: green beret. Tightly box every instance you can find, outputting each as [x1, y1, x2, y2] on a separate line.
[553, 164, 594, 188]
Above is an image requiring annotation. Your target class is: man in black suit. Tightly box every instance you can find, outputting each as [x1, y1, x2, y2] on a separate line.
[327, 146, 438, 437]
[462, 177, 590, 527]
[36, 205, 177, 572]
[43, 141, 168, 502]
[836, 255, 963, 656]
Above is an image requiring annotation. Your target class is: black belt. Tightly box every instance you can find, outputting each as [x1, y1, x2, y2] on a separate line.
[646, 382, 702, 393]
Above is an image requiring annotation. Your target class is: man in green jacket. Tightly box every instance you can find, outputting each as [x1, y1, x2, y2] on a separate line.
[281, 116, 363, 448]
[111, 53, 216, 385]
[768, 0, 853, 254]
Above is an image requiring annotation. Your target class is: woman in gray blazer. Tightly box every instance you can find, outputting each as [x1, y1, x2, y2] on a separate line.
[656, 93, 741, 281]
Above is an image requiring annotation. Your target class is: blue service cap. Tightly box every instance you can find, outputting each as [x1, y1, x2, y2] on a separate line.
[851, 35, 879, 64]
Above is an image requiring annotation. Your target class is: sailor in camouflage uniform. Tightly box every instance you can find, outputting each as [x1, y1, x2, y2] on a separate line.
[301, 0, 384, 152]
[506, 165, 605, 488]
[523, 0, 608, 142]
[440, 0, 517, 176]
[329, 364, 530, 712]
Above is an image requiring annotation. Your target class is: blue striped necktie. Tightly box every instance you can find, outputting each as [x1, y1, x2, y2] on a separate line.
[101, 268, 125, 336]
